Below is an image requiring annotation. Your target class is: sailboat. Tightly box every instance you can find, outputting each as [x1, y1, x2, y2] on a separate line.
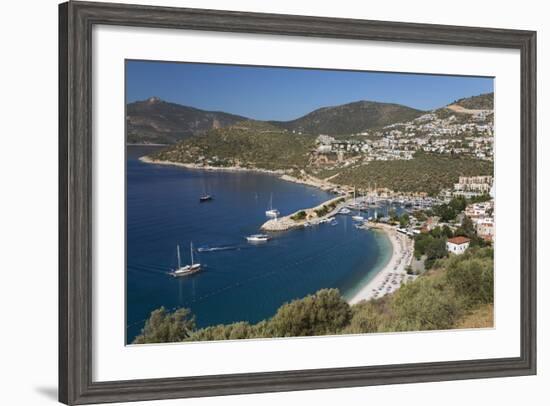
[265, 193, 280, 218]
[171, 242, 202, 277]
[199, 184, 212, 202]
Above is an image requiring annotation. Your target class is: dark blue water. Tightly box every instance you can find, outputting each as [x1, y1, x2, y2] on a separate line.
[126, 146, 391, 343]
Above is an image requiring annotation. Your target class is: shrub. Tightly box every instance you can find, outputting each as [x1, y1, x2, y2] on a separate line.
[291, 210, 307, 221]
[381, 277, 463, 332]
[342, 300, 386, 334]
[445, 248, 494, 307]
[133, 307, 196, 344]
[267, 289, 351, 337]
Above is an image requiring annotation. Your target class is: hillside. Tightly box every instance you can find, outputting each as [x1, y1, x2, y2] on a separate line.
[271, 100, 424, 135]
[321, 151, 494, 195]
[452, 92, 494, 110]
[126, 97, 247, 144]
[150, 120, 316, 171]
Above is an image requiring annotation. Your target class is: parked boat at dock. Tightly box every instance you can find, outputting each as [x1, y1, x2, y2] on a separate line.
[265, 193, 280, 218]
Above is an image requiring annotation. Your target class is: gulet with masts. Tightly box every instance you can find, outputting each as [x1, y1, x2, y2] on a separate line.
[171, 242, 202, 277]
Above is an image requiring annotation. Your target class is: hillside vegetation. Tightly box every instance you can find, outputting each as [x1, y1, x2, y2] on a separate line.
[150, 120, 316, 171]
[325, 152, 493, 195]
[452, 92, 494, 110]
[134, 247, 494, 344]
[272, 100, 424, 135]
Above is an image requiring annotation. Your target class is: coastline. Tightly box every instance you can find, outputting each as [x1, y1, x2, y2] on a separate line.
[348, 223, 415, 304]
[138, 156, 341, 191]
[138, 154, 413, 305]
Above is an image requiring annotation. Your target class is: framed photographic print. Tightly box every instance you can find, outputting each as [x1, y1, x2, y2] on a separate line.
[59, 1, 537, 404]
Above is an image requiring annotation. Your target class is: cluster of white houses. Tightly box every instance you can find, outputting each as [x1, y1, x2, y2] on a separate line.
[314, 108, 494, 164]
[443, 198, 494, 255]
[465, 200, 495, 242]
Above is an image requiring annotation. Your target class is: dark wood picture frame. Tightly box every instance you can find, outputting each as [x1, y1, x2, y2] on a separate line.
[59, 1, 537, 404]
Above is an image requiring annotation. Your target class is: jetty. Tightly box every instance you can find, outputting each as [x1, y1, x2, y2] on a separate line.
[260, 196, 347, 231]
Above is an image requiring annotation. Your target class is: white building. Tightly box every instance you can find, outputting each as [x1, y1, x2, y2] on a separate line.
[475, 218, 494, 241]
[446, 236, 470, 255]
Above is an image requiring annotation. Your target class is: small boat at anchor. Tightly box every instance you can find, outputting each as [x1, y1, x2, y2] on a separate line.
[339, 207, 351, 215]
[265, 193, 280, 218]
[199, 183, 213, 202]
[246, 234, 271, 243]
[352, 215, 365, 221]
[171, 242, 202, 277]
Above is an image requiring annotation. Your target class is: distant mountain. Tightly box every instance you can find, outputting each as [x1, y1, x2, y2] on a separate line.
[271, 101, 424, 135]
[452, 92, 494, 110]
[150, 120, 316, 171]
[126, 97, 248, 144]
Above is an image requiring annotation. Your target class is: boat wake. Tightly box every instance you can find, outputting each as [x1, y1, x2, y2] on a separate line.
[197, 245, 240, 253]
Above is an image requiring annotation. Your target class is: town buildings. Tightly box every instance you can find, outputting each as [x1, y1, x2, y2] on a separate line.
[314, 109, 494, 165]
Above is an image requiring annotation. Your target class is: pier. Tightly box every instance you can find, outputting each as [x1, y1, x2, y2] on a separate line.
[261, 196, 347, 231]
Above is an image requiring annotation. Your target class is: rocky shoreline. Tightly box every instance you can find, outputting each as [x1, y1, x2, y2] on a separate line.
[138, 156, 341, 191]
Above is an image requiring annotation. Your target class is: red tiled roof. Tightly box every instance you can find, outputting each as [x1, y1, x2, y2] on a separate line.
[447, 236, 470, 245]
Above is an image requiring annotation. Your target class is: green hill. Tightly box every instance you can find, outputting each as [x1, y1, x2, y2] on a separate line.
[126, 97, 247, 144]
[150, 120, 316, 171]
[271, 100, 424, 135]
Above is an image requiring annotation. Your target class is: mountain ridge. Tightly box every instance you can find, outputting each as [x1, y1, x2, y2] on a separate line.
[126, 97, 248, 144]
[270, 100, 424, 135]
[127, 93, 493, 144]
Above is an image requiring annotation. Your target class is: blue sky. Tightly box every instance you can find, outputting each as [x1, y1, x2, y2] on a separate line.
[126, 60, 494, 121]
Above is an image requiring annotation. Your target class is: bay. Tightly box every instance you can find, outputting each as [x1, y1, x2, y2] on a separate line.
[126, 146, 392, 343]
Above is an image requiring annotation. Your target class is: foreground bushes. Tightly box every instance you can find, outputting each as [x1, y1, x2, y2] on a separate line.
[133, 248, 494, 344]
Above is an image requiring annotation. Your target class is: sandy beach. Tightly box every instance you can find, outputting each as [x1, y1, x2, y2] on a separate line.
[348, 223, 415, 304]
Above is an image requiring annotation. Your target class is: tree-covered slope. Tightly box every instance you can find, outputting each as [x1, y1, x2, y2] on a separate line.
[271, 100, 424, 135]
[452, 92, 494, 110]
[150, 120, 316, 171]
[326, 152, 494, 195]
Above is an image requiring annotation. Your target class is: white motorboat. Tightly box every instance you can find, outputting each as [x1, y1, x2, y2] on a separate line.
[246, 234, 270, 243]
